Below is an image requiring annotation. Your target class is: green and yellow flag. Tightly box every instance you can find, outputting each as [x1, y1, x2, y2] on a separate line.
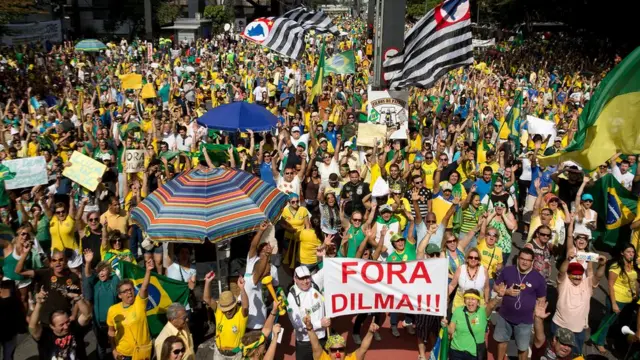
[586, 174, 638, 248]
[309, 41, 326, 104]
[539, 46, 640, 170]
[324, 50, 356, 75]
[118, 261, 189, 337]
[0, 164, 16, 181]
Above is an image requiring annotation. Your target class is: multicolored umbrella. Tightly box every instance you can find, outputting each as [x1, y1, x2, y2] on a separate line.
[75, 39, 107, 52]
[131, 168, 287, 243]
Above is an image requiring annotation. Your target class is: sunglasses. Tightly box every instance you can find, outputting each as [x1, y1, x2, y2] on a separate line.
[51, 258, 64, 263]
[487, 232, 498, 237]
[55, 210, 66, 215]
[538, 232, 552, 238]
[330, 348, 345, 353]
[414, 181, 423, 185]
[351, 218, 362, 222]
[290, 200, 299, 204]
[19, 232, 29, 237]
[89, 218, 99, 222]
[285, 172, 294, 175]
[426, 219, 436, 224]
[172, 348, 186, 355]
[446, 239, 457, 244]
[468, 256, 479, 260]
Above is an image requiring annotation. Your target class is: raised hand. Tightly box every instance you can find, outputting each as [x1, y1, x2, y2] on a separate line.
[534, 299, 551, 319]
[83, 248, 94, 264]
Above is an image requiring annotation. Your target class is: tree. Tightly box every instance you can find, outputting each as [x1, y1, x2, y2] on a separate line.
[0, 0, 38, 25]
[156, 1, 181, 26]
[406, 0, 441, 19]
[203, 5, 233, 34]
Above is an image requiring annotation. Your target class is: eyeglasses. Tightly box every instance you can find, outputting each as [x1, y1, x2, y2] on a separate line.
[172, 348, 186, 355]
[518, 257, 533, 262]
[111, 238, 122, 243]
[414, 181, 423, 185]
[290, 200, 299, 204]
[468, 256, 479, 260]
[51, 258, 64, 263]
[89, 218, 99, 222]
[329, 348, 345, 353]
[119, 287, 134, 294]
[285, 172, 294, 175]
[446, 239, 457, 244]
[538, 232, 552, 238]
[55, 210, 66, 215]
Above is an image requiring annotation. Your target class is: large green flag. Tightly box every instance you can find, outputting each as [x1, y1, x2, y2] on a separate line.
[587, 174, 638, 248]
[539, 46, 640, 170]
[324, 50, 356, 75]
[506, 91, 523, 139]
[118, 262, 189, 337]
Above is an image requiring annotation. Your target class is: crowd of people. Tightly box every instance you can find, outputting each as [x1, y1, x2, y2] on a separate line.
[0, 13, 639, 360]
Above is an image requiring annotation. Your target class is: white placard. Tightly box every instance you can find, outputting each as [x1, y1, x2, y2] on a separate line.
[323, 258, 448, 318]
[3, 156, 48, 190]
[125, 150, 145, 173]
[367, 86, 409, 126]
[526, 115, 557, 149]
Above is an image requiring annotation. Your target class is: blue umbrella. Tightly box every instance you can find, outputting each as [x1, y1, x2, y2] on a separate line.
[197, 102, 279, 132]
[75, 39, 107, 52]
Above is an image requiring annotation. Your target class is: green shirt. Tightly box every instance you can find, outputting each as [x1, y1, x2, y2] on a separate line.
[450, 306, 488, 356]
[342, 226, 365, 258]
[36, 214, 51, 243]
[87, 274, 120, 324]
[387, 240, 417, 262]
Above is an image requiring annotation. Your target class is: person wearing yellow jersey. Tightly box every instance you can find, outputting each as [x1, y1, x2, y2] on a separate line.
[421, 153, 438, 190]
[297, 217, 325, 269]
[203, 272, 250, 360]
[50, 199, 79, 253]
[305, 314, 378, 360]
[476, 227, 504, 286]
[406, 128, 422, 164]
[478, 150, 500, 174]
[107, 259, 155, 360]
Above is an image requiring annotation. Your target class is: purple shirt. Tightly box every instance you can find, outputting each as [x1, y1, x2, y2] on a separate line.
[496, 265, 546, 324]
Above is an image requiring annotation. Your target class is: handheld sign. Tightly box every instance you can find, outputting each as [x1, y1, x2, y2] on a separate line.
[3, 156, 48, 189]
[62, 151, 107, 191]
[323, 258, 448, 317]
[125, 150, 145, 173]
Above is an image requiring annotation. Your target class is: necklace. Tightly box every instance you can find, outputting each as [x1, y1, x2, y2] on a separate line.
[514, 268, 531, 310]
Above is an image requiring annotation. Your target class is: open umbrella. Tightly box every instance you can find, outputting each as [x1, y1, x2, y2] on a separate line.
[75, 39, 107, 52]
[197, 101, 279, 132]
[131, 168, 287, 243]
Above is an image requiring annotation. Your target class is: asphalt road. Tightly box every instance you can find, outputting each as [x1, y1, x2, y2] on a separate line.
[9, 232, 631, 360]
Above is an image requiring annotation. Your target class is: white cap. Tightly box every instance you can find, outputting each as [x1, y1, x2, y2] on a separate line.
[294, 266, 311, 278]
[441, 182, 453, 191]
[291, 126, 301, 133]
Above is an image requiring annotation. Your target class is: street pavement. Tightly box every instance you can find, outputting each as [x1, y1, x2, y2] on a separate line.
[9, 232, 630, 360]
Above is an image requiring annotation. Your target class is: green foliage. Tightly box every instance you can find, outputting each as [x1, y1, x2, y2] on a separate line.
[406, 0, 441, 19]
[156, 2, 181, 25]
[203, 5, 233, 34]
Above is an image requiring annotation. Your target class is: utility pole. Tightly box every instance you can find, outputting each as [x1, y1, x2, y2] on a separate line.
[371, 0, 406, 90]
[144, 0, 152, 39]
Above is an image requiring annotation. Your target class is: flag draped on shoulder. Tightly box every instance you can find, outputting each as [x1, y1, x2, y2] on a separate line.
[242, 7, 338, 60]
[324, 50, 356, 75]
[118, 261, 190, 337]
[383, 0, 473, 89]
[282, 7, 339, 35]
[587, 174, 638, 248]
[539, 46, 640, 170]
[309, 41, 326, 104]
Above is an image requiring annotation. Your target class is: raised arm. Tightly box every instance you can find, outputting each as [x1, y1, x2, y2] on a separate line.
[249, 222, 269, 259]
[138, 259, 155, 299]
[355, 322, 380, 360]
[303, 316, 325, 360]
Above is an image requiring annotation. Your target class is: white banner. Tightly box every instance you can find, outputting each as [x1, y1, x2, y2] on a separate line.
[367, 87, 409, 126]
[526, 115, 556, 149]
[323, 258, 448, 318]
[1, 20, 62, 46]
[125, 150, 145, 173]
[3, 156, 48, 190]
[472, 38, 496, 48]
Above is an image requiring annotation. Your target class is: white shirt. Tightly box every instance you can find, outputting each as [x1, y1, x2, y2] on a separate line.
[253, 86, 267, 102]
[162, 133, 177, 150]
[317, 158, 339, 184]
[612, 165, 634, 191]
[176, 135, 193, 152]
[166, 263, 196, 310]
[277, 176, 301, 196]
[244, 256, 280, 330]
[286, 272, 326, 342]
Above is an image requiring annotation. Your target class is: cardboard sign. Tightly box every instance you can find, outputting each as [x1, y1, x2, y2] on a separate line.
[62, 151, 107, 191]
[323, 258, 448, 317]
[356, 123, 387, 147]
[125, 150, 145, 173]
[3, 156, 48, 190]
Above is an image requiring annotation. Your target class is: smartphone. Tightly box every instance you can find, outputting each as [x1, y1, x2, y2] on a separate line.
[511, 283, 521, 290]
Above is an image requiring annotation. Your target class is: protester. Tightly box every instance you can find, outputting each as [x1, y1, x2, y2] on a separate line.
[155, 303, 195, 360]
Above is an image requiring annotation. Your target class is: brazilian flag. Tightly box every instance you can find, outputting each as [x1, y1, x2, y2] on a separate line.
[324, 50, 356, 75]
[429, 325, 449, 360]
[309, 41, 326, 105]
[118, 261, 189, 336]
[0, 164, 16, 181]
[587, 174, 638, 248]
[540, 46, 640, 170]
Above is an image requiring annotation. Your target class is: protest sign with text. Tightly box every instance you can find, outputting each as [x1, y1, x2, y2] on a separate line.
[323, 258, 448, 318]
[125, 150, 145, 173]
[62, 151, 107, 191]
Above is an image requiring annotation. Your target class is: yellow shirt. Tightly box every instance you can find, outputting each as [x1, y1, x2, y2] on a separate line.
[282, 206, 309, 238]
[422, 162, 438, 190]
[407, 135, 422, 163]
[106, 295, 151, 357]
[155, 321, 195, 360]
[368, 163, 381, 191]
[101, 210, 131, 234]
[298, 229, 321, 265]
[477, 239, 503, 279]
[609, 264, 638, 303]
[215, 305, 248, 350]
[478, 161, 500, 174]
[386, 197, 411, 230]
[50, 215, 78, 253]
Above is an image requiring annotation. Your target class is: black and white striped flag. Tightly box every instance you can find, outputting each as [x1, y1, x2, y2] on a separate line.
[383, 0, 473, 89]
[242, 8, 339, 60]
[283, 7, 340, 35]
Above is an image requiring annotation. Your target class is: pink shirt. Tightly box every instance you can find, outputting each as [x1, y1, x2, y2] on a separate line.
[552, 274, 594, 332]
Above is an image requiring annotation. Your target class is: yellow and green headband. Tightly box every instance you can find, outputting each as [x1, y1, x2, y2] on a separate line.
[463, 293, 483, 301]
[240, 333, 265, 357]
[324, 334, 346, 351]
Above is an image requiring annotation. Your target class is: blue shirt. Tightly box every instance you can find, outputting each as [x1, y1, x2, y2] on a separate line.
[528, 166, 555, 197]
[325, 130, 338, 148]
[260, 161, 275, 186]
[474, 178, 492, 199]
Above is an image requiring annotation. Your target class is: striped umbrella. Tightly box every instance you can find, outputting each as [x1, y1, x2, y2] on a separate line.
[75, 39, 107, 52]
[131, 168, 287, 244]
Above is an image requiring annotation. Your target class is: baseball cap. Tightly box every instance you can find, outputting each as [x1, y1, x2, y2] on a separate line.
[297, 142, 306, 150]
[379, 204, 393, 213]
[581, 193, 593, 201]
[426, 243, 441, 255]
[555, 327, 576, 347]
[567, 262, 585, 276]
[291, 126, 301, 133]
[441, 182, 453, 192]
[319, 137, 328, 143]
[295, 266, 311, 278]
[390, 234, 405, 242]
